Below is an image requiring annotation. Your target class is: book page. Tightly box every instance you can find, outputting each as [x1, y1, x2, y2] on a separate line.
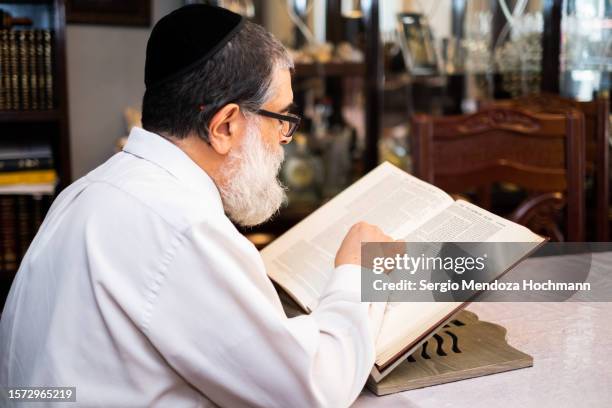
[261, 162, 454, 311]
[374, 200, 544, 367]
[402, 199, 543, 243]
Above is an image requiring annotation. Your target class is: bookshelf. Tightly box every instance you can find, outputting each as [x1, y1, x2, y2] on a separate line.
[0, 108, 61, 121]
[0, 0, 71, 308]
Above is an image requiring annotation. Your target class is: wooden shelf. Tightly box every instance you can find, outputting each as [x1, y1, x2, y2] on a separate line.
[294, 62, 365, 78]
[0, 110, 62, 123]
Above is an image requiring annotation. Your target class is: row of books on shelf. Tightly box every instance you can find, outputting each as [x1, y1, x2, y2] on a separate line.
[0, 139, 57, 194]
[0, 138, 55, 273]
[0, 194, 51, 274]
[0, 28, 54, 111]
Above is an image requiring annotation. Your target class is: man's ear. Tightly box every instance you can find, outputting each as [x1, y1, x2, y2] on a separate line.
[207, 103, 243, 155]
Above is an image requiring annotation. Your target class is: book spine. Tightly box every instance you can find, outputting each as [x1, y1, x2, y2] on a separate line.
[3, 28, 11, 110]
[1, 29, 12, 110]
[0, 196, 5, 271]
[18, 29, 29, 110]
[0, 29, 5, 110]
[0, 157, 54, 172]
[35, 29, 45, 110]
[42, 29, 53, 109]
[0, 169, 57, 185]
[8, 30, 19, 110]
[15, 195, 31, 264]
[0, 196, 17, 273]
[28, 29, 37, 110]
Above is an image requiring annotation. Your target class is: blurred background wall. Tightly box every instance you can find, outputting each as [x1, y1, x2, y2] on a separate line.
[66, 0, 182, 179]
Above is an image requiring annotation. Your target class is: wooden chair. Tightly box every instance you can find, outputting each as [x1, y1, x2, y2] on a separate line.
[481, 94, 609, 241]
[411, 108, 586, 241]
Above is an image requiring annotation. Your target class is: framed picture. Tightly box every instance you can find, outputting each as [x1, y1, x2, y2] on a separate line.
[396, 12, 439, 75]
[66, 0, 151, 27]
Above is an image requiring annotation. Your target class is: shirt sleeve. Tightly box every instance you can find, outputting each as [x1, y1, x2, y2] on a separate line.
[142, 219, 386, 408]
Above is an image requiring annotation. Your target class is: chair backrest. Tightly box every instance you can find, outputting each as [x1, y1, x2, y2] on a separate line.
[411, 108, 586, 241]
[481, 94, 609, 240]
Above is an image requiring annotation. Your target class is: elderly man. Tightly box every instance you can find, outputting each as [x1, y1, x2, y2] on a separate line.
[0, 5, 391, 407]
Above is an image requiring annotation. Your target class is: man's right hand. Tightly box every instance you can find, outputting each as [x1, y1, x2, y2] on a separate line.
[335, 222, 393, 268]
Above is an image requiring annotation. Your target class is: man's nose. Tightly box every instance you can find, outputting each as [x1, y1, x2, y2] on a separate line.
[280, 135, 292, 145]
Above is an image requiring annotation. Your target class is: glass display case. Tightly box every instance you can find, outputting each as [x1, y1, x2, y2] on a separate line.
[560, 0, 612, 100]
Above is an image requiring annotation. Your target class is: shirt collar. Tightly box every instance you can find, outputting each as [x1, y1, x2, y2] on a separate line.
[122, 127, 224, 214]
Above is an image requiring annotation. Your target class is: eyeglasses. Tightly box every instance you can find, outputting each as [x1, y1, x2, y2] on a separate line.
[255, 109, 301, 139]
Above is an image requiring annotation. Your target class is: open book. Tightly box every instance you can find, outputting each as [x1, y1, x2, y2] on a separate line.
[261, 162, 545, 382]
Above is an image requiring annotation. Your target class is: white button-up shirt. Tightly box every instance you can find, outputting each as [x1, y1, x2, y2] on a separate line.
[0, 127, 384, 407]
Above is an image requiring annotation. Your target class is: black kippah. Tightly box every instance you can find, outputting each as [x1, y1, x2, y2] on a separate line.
[145, 4, 245, 89]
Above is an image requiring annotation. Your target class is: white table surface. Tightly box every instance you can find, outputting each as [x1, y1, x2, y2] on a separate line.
[354, 252, 612, 408]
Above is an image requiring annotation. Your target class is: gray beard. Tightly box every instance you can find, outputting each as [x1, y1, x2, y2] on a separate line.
[218, 120, 287, 227]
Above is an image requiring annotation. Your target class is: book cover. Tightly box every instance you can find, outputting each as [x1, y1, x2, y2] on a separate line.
[0, 169, 57, 185]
